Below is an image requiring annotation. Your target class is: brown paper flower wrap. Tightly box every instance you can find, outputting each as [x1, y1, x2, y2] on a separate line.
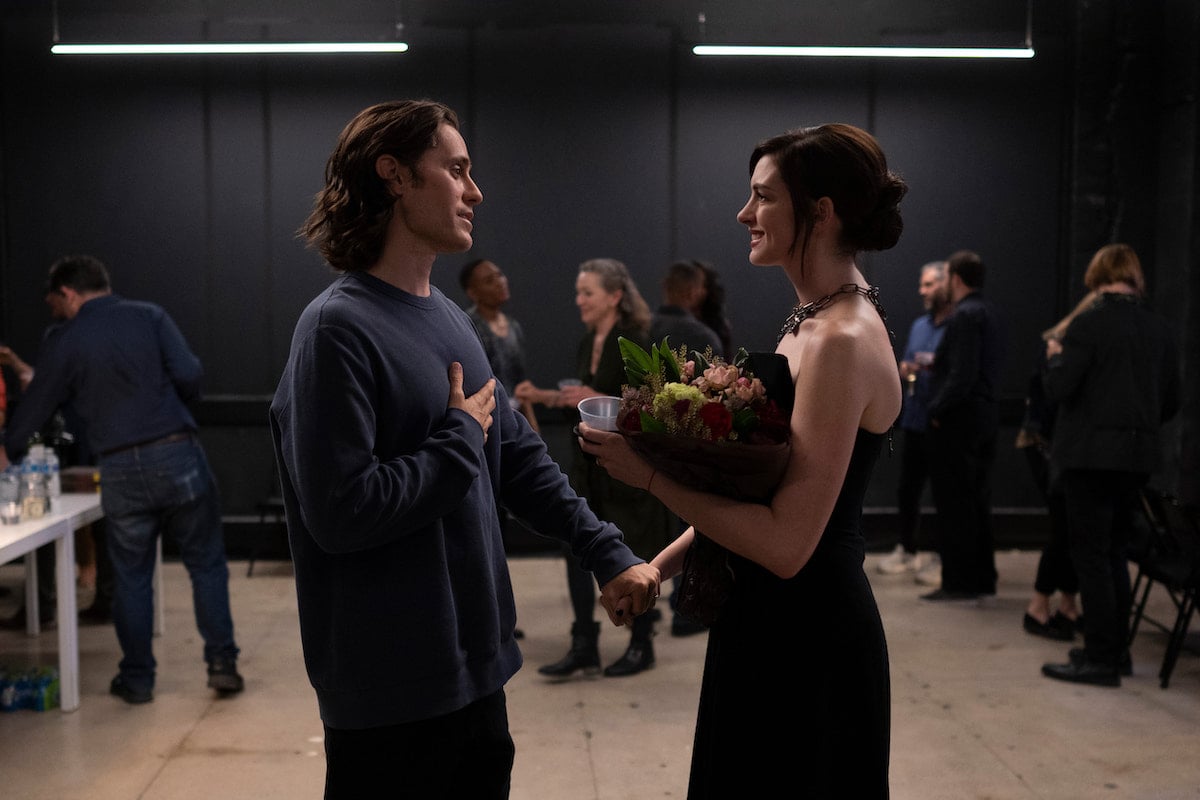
[616, 339, 794, 627]
[621, 432, 790, 625]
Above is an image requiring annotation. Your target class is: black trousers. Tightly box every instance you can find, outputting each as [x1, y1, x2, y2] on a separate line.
[896, 428, 933, 554]
[323, 689, 514, 799]
[928, 403, 999, 594]
[562, 548, 597, 624]
[1062, 468, 1142, 666]
[1026, 449, 1077, 596]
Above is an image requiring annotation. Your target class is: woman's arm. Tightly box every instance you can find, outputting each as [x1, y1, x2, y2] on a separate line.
[518, 398, 540, 433]
[581, 318, 886, 579]
[513, 379, 560, 407]
[0, 346, 35, 391]
[650, 525, 695, 581]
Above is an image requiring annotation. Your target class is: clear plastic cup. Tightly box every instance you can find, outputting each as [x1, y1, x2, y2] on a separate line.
[577, 396, 621, 431]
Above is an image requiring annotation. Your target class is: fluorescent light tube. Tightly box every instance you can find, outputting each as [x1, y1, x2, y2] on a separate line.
[692, 45, 1034, 59]
[51, 42, 409, 55]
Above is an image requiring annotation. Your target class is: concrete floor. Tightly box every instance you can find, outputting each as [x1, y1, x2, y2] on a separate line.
[1, 549, 1198, 800]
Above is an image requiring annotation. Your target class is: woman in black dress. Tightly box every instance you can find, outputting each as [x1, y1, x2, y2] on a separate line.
[580, 124, 905, 797]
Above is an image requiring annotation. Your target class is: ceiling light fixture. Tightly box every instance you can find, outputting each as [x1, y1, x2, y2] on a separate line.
[50, 42, 409, 55]
[692, 45, 1033, 59]
[694, 0, 1034, 60]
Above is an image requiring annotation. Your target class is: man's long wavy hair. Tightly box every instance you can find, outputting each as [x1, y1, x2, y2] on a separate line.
[299, 100, 459, 273]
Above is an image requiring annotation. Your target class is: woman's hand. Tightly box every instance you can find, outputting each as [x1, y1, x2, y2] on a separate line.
[577, 423, 656, 492]
[514, 379, 573, 408]
[513, 380, 538, 403]
[557, 383, 597, 408]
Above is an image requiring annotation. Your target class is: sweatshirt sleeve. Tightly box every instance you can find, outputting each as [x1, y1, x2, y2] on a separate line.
[494, 410, 643, 587]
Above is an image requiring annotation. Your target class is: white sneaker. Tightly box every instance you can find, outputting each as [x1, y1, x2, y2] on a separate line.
[915, 554, 942, 587]
[877, 545, 917, 575]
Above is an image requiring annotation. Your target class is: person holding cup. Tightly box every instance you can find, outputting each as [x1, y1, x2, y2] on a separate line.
[877, 260, 950, 582]
[517, 258, 674, 677]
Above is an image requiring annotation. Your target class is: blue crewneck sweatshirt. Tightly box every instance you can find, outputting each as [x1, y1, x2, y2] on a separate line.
[270, 271, 641, 728]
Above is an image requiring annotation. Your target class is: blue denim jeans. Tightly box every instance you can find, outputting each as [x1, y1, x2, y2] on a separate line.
[100, 436, 238, 691]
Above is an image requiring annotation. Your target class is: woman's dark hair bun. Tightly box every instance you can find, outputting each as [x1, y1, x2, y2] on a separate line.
[855, 173, 907, 252]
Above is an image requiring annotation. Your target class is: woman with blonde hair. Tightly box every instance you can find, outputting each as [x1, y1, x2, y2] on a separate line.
[517, 258, 672, 678]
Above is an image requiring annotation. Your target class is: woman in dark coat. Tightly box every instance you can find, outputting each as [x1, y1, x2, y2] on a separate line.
[1040, 243, 1180, 687]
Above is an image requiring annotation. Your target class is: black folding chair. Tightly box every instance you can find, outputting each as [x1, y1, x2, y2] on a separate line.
[1127, 489, 1200, 688]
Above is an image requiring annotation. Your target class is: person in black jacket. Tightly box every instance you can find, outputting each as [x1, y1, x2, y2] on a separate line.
[649, 260, 726, 637]
[1040, 243, 1180, 687]
[922, 250, 1006, 600]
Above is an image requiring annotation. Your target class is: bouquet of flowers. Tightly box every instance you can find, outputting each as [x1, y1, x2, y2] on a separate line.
[618, 339, 789, 443]
[617, 337, 794, 625]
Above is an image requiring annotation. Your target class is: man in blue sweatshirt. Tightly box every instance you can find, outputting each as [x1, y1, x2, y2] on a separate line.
[270, 99, 660, 799]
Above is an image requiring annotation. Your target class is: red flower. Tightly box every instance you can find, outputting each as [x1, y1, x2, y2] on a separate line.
[616, 337, 791, 446]
[698, 401, 733, 441]
[749, 400, 789, 444]
[619, 408, 643, 432]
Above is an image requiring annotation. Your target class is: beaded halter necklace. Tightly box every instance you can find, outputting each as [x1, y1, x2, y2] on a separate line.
[776, 283, 889, 344]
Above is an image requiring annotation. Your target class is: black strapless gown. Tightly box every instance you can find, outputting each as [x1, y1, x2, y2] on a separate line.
[687, 429, 890, 799]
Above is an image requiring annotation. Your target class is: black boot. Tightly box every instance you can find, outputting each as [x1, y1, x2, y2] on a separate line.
[538, 621, 601, 678]
[604, 615, 655, 677]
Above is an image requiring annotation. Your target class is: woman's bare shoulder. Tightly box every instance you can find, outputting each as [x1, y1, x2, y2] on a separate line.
[795, 311, 899, 431]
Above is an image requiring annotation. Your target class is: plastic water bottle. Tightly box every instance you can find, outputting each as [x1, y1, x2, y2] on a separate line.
[0, 466, 21, 524]
[24, 443, 46, 477]
[44, 450, 61, 499]
[20, 471, 48, 519]
[20, 444, 49, 518]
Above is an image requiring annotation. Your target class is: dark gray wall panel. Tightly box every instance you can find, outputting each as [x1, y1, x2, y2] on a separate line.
[3, 23, 208, 367]
[263, 30, 472, 385]
[874, 48, 1069, 394]
[205, 70, 270, 394]
[464, 25, 675, 390]
[675, 57, 873, 354]
[5, 5, 1193, 518]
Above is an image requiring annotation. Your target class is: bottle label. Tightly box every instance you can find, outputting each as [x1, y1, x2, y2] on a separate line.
[22, 495, 48, 519]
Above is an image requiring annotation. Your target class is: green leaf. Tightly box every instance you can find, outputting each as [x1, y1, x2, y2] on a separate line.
[731, 406, 759, 435]
[639, 410, 668, 433]
[618, 336, 654, 387]
[655, 338, 682, 383]
[732, 347, 750, 369]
